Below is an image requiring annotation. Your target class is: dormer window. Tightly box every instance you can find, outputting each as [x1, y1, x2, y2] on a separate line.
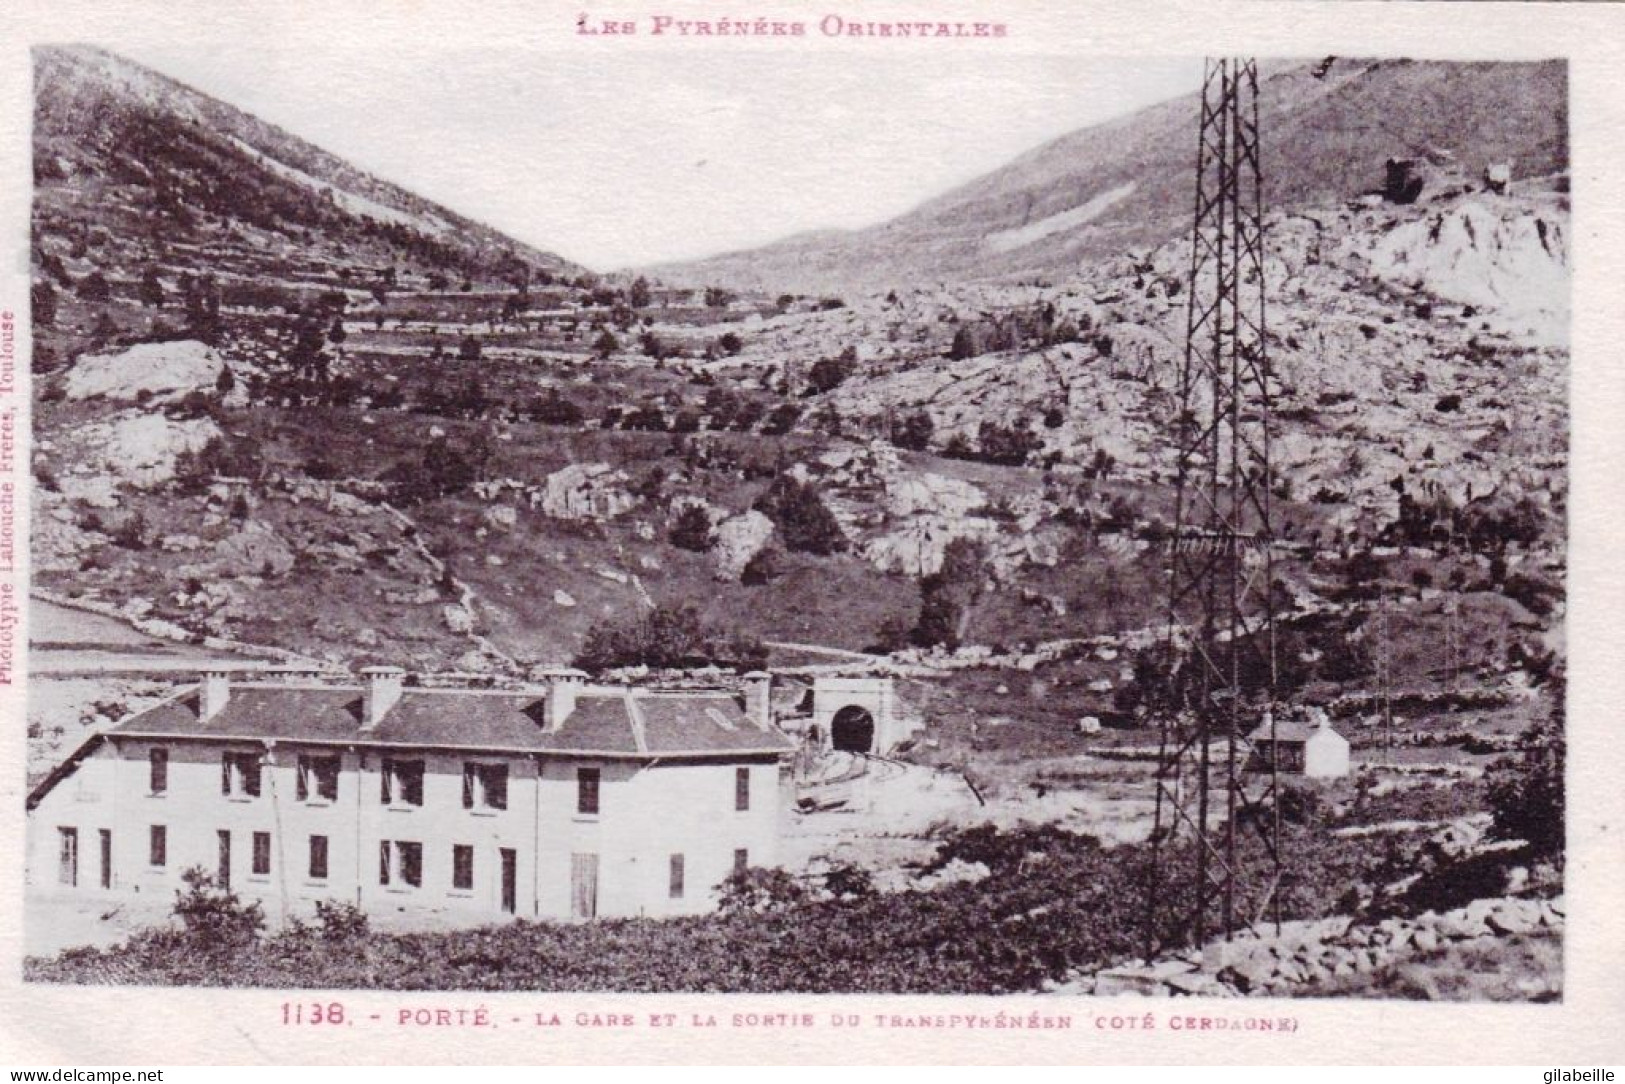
[462, 762, 508, 812]
[221, 751, 262, 799]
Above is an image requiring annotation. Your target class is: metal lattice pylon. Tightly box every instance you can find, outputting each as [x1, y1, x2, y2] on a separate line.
[1144, 57, 1282, 957]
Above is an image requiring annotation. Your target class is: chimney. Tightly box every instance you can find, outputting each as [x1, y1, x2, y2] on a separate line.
[743, 671, 773, 730]
[538, 668, 587, 730]
[200, 667, 233, 721]
[360, 666, 405, 729]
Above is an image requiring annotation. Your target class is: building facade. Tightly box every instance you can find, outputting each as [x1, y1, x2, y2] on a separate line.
[27, 667, 792, 924]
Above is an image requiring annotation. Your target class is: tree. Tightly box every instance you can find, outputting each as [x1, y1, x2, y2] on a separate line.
[327, 316, 347, 353]
[912, 537, 990, 649]
[893, 410, 934, 452]
[139, 266, 165, 308]
[31, 281, 56, 328]
[391, 436, 479, 502]
[76, 271, 112, 302]
[717, 331, 744, 356]
[629, 276, 652, 309]
[459, 335, 482, 362]
[573, 603, 766, 673]
[593, 329, 619, 358]
[532, 389, 584, 426]
[182, 274, 223, 345]
[704, 286, 734, 309]
[286, 309, 330, 384]
[807, 351, 856, 394]
[976, 418, 1041, 466]
[760, 401, 802, 437]
[668, 505, 714, 552]
[753, 475, 845, 555]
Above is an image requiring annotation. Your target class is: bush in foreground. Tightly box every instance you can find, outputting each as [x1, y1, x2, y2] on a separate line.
[27, 822, 1415, 993]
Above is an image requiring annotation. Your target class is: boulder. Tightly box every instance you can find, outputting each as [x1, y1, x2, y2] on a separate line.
[67, 413, 222, 489]
[442, 604, 475, 634]
[65, 340, 225, 403]
[209, 520, 295, 578]
[711, 510, 775, 581]
[536, 463, 636, 521]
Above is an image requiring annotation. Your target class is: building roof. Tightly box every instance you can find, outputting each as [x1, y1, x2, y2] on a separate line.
[102, 682, 794, 759]
[1248, 719, 1344, 743]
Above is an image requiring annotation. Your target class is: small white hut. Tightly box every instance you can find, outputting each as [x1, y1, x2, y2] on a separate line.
[1247, 711, 1350, 780]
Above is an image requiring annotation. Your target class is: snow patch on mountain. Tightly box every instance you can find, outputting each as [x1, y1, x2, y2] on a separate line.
[228, 136, 451, 235]
[985, 183, 1137, 254]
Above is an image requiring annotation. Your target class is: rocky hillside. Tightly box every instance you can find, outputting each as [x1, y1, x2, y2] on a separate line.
[29, 48, 1567, 756]
[649, 58, 1567, 296]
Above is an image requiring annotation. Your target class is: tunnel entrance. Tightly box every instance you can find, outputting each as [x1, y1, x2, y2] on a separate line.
[831, 705, 876, 754]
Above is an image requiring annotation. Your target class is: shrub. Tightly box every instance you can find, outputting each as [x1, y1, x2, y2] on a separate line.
[314, 900, 369, 942]
[532, 389, 585, 426]
[717, 867, 808, 915]
[760, 401, 802, 436]
[668, 505, 714, 552]
[892, 410, 934, 452]
[741, 543, 785, 586]
[806, 350, 856, 394]
[172, 867, 265, 945]
[76, 271, 113, 302]
[1486, 686, 1565, 857]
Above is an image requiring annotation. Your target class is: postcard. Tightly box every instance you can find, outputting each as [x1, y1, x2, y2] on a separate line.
[0, 0, 1622, 1066]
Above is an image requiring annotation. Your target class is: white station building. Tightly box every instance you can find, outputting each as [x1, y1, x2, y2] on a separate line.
[26, 666, 792, 923]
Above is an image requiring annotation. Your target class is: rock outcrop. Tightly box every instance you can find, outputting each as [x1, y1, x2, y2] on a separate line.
[65, 339, 226, 403]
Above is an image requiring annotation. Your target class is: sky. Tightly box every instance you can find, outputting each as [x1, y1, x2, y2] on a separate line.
[114, 41, 1202, 272]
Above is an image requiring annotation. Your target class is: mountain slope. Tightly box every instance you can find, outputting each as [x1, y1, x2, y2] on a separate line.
[649, 58, 1567, 295]
[32, 44, 583, 286]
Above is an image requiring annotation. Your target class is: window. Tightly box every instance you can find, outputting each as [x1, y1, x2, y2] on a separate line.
[462, 763, 508, 811]
[381, 759, 424, 807]
[296, 755, 340, 803]
[58, 827, 78, 886]
[576, 767, 600, 816]
[149, 825, 167, 868]
[380, 840, 423, 888]
[735, 767, 751, 812]
[149, 748, 168, 795]
[733, 848, 749, 876]
[221, 751, 262, 798]
[252, 831, 271, 876]
[309, 835, 329, 881]
[669, 853, 684, 899]
[452, 844, 474, 891]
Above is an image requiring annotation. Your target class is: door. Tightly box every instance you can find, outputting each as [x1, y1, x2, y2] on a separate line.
[570, 852, 598, 919]
[217, 830, 232, 888]
[58, 827, 78, 887]
[98, 829, 112, 890]
[500, 848, 517, 915]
